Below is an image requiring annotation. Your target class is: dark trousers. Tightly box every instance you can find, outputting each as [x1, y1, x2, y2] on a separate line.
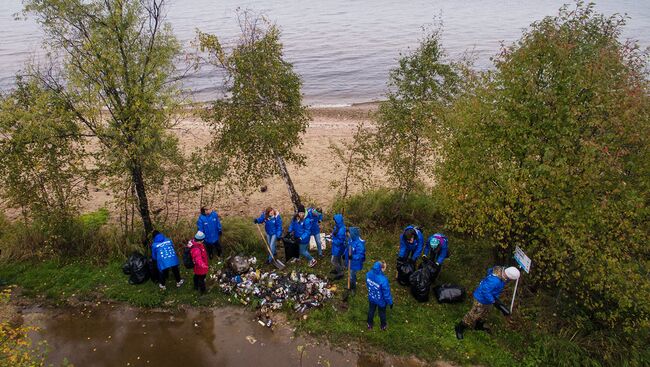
[205, 240, 222, 259]
[159, 265, 181, 286]
[193, 274, 206, 294]
[367, 302, 387, 327]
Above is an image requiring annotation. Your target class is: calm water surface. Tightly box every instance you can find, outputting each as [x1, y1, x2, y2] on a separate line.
[1, 0, 649, 104]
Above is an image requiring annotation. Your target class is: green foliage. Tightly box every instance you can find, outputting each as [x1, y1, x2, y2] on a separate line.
[0, 76, 89, 223]
[198, 12, 309, 205]
[436, 2, 649, 363]
[366, 27, 462, 192]
[331, 189, 445, 232]
[23, 0, 185, 238]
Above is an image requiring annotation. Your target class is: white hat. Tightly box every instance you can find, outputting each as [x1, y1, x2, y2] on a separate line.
[505, 267, 520, 280]
[194, 231, 205, 240]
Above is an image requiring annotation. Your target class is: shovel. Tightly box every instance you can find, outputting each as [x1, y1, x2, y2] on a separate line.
[342, 240, 352, 302]
[256, 224, 286, 270]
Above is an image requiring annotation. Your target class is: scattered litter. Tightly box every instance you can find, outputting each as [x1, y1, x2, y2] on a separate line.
[246, 335, 257, 344]
[212, 256, 336, 328]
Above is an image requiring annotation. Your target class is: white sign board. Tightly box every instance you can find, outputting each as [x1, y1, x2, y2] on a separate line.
[514, 246, 532, 273]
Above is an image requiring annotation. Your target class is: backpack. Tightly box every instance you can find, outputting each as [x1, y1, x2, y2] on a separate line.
[182, 243, 195, 269]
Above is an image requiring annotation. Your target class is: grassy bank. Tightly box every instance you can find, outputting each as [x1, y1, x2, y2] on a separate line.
[0, 192, 617, 366]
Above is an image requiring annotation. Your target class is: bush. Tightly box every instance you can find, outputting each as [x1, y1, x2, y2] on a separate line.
[436, 3, 649, 364]
[331, 189, 445, 232]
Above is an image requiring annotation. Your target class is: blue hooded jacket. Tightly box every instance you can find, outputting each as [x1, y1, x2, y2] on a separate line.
[151, 233, 179, 272]
[346, 227, 366, 271]
[255, 210, 283, 237]
[366, 261, 393, 307]
[289, 215, 311, 244]
[306, 208, 323, 235]
[331, 214, 347, 257]
[398, 225, 424, 261]
[196, 211, 222, 244]
[473, 267, 507, 305]
[423, 233, 449, 265]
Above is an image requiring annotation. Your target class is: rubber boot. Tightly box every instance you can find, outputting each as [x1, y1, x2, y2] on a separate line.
[475, 320, 491, 334]
[455, 322, 467, 340]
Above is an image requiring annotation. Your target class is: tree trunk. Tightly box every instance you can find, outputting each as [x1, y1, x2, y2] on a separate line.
[131, 162, 154, 245]
[275, 155, 302, 211]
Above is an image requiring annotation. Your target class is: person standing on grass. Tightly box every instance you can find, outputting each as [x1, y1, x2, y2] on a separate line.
[398, 225, 424, 264]
[366, 261, 393, 330]
[455, 266, 520, 339]
[422, 233, 449, 279]
[151, 230, 184, 291]
[347, 227, 366, 292]
[329, 213, 347, 279]
[288, 204, 317, 267]
[187, 231, 209, 294]
[254, 207, 283, 264]
[197, 206, 223, 259]
[306, 207, 324, 258]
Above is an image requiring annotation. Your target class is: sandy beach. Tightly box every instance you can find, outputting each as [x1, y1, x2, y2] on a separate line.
[79, 103, 381, 221]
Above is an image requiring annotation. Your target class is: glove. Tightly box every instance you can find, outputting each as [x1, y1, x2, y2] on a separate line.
[494, 299, 510, 316]
[219, 230, 223, 236]
[253, 219, 258, 224]
[390, 303, 394, 310]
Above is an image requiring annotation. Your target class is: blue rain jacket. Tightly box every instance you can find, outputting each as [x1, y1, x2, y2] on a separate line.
[306, 208, 323, 235]
[151, 233, 179, 271]
[346, 227, 366, 271]
[331, 214, 347, 257]
[289, 216, 311, 244]
[196, 211, 222, 244]
[398, 225, 424, 261]
[366, 261, 393, 307]
[255, 211, 283, 237]
[423, 233, 449, 265]
[473, 267, 507, 305]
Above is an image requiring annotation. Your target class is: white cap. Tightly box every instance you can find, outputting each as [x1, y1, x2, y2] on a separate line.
[505, 267, 520, 280]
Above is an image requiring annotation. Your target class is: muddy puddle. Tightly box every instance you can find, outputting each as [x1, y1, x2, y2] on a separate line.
[22, 303, 429, 367]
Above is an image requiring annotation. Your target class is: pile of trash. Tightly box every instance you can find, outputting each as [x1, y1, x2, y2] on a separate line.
[211, 255, 336, 327]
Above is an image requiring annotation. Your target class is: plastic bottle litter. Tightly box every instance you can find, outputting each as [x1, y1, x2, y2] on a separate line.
[214, 256, 336, 328]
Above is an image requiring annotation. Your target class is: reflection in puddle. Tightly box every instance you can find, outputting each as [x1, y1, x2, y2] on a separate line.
[23, 304, 427, 367]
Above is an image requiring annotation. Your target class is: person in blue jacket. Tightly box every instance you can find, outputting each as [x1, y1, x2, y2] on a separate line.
[346, 227, 366, 292]
[288, 204, 317, 267]
[151, 230, 184, 290]
[306, 207, 324, 257]
[329, 213, 347, 279]
[422, 233, 449, 278]
[455, 266, 520, 339]
[398, 225, 424, 263]
[366, 261, 393, 330]
[254, 207, 283, 264]
[197, 206, 222, 259]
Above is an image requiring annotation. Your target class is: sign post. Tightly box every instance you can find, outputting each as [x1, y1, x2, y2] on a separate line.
[511, 246, 532, 313]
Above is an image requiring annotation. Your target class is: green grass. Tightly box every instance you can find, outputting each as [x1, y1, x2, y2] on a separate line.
[0, 200, 614, 366]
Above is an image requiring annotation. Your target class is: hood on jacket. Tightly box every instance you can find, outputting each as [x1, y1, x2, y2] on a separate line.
[153, 233, 165, 243]
[371, 261, 383, 274]
[349, 227, 361, 242]
[333, 213, 345, 228]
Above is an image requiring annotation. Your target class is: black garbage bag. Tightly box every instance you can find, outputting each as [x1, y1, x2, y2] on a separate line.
[419, 257, 440, 282]
[434, 284, 466, 304]
[396, 258, 415, 286]
[282, 233, 300, 262]
[123, 252, 150, 285]
[148, 258, 160, 284]
[409, 268, 432, 302]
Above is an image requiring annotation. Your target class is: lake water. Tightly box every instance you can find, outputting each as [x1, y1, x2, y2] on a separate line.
[1, 0, 649, 105]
